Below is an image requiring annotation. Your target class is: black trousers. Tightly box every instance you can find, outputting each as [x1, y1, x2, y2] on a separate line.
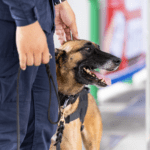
[0, 20, 58, 150]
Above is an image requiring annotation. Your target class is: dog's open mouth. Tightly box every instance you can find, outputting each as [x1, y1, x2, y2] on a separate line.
[82, 66, 111, 87]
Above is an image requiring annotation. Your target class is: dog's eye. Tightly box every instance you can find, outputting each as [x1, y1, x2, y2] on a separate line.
[85, 48, 91, 51]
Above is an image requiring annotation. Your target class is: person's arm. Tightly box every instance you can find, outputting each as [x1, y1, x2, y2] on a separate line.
[2, 0, 37, 26]
[55, 1, 79, 45]
[2, 0, 50, 70]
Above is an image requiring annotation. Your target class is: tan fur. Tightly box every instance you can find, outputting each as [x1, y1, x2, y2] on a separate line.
[63, 98, 79, 118]
[59, 40, 87, 53]
[81, 93, 102, 150]
[56, 43, 84, 95]
[50, 94, 102, 150]
[50, 118, 82, 150]
[50, 40, 102, 150]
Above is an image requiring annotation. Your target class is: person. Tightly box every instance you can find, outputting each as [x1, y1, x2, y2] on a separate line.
[0, 0, 78, 149]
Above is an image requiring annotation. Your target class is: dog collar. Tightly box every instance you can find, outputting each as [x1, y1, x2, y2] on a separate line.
[58, 87, 90, 107]
[58, 92, 79, 107]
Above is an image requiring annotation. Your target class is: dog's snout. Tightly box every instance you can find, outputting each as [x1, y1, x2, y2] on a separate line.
[112, 58, 121, 66]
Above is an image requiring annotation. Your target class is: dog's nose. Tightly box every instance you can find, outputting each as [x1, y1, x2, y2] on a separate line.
[113, 57, 121, 66]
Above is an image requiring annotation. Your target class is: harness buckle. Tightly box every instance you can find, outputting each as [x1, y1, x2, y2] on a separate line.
[60, 107, 65, 124]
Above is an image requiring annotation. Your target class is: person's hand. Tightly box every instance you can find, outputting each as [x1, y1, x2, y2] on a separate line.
[55, 1, 79, 45]
[16, 21, 50, 70]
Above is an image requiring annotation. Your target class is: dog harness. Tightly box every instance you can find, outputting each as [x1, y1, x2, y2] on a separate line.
[65, 87, 89, 127]
[55, 87, 89, 150]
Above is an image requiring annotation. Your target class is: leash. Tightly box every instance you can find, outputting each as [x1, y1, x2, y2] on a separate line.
[54, 89, 80, 149]
[16, 64, 61, 150]
[54, 87, 89, 150]
[54, 98, 69, 149]
[54, 32, 78, 150]
[16, 68, 21, 150]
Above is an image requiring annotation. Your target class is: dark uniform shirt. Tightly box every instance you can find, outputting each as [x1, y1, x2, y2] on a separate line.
[0, 0, 59, 33]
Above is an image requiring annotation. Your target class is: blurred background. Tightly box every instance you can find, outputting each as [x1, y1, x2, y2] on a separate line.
[54, 0, 148, 149]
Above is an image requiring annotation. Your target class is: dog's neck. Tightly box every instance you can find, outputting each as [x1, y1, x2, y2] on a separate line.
[56, 65, 84, 96]
[58, 91, 80, 106]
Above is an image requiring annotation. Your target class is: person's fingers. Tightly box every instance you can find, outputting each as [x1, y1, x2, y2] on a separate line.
[69, 22, 79, 40]
[57, 35, 65, 45]
[26, 53, 34, 66]
[55, 24, 63, 30]
[34, 53, 42, 66]
[60, 39, 65, 45]
[55, 29, 64, 37]
[42, 49, 50, 64]
[19, 53, 27, 70]
[64, 28, 71, 41]
[55, 29, 66, 45]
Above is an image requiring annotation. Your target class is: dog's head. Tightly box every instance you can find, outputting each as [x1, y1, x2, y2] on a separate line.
[55, 40, 121, 95]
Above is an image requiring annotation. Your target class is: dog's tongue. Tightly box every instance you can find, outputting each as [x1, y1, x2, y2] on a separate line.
[91, 71, 111, 85]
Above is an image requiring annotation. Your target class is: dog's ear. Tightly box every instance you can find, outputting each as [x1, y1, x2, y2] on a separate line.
[55, 48, 67, 64]
[55, 48, 62, 57]
[55, 48, 67, 57]
[97, 44, 100, 49]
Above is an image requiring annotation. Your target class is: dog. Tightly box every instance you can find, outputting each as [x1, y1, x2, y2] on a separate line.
[50, 40, 121, 150]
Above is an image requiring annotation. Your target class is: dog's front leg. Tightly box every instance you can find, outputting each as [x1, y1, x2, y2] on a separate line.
[60, 118, 82, 150]
[50, 118, 82, 150]
[81, 93, 102, 150]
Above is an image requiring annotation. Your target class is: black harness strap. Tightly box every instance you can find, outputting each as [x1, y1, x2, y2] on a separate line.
[59, 92, 79, 106]
[56, 87, 89, 150]
[65, 87, 89, 129]
[56, 142, 60, 150]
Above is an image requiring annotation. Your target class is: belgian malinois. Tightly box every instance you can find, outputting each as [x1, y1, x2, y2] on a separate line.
[50, 40, 121, 150]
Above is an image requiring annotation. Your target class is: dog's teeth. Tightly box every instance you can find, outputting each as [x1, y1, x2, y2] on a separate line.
[101, 79, 105, 83]
[83, 67, 94, 76]
[92, 73, 96, 77]
[83, 68, 88, 72]
[86, 69, 91, 73]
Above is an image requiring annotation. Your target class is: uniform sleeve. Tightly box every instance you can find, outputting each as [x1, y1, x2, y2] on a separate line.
[2, 0, 37, 26]
[52, 0, 60, 5]
[53, 0, 60, 4]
